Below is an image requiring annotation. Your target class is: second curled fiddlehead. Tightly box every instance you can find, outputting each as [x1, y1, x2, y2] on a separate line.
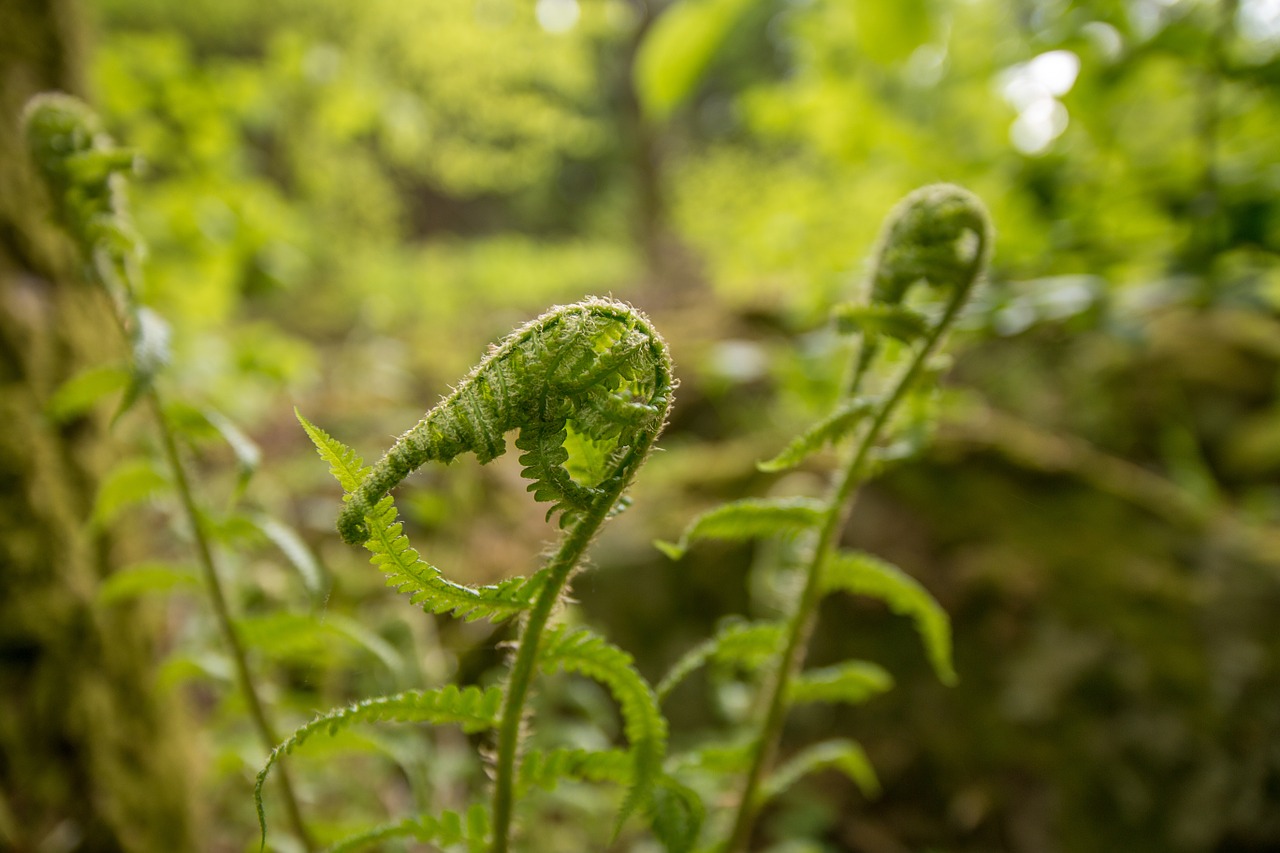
[337, 297, 674, 545]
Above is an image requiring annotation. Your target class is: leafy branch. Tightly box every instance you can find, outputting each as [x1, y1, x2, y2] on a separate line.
[22, 93, 315, 850]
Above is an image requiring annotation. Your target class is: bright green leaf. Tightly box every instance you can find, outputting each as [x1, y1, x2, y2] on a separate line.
[634, 0, 757, 120]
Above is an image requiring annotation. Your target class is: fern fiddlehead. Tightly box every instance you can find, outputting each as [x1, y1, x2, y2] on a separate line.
[659, 185, 991, 851]
[337, 298, 672, 545]
[725, 184, 991, 851]
[293, 298, 673, 852]
[22, 94, 315, 851]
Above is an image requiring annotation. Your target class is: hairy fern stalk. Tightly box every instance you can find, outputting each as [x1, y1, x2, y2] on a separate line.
[659, 184, 992, 852]
[22, 94, 316, 850]
[271, 298, 680, 851]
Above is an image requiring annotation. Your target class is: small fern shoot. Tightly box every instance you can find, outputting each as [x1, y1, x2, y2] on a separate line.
[23, 93, 315, 850]
[660, 184, 992, 851]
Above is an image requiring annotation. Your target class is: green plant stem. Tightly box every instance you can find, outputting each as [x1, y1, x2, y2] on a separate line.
[724, 295, 970, 853]
[148, 389, 315, 852]
[95, 270, 314, 851]
[489, 439, 657, 853]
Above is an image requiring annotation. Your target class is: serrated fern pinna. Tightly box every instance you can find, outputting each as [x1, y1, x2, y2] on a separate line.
[272, 299, 677, 852]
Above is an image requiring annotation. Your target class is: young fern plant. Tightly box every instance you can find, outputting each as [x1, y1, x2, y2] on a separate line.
[263, 299, 692, 851]
[658, 184, 993, 851]
[22, 94, 316, 851]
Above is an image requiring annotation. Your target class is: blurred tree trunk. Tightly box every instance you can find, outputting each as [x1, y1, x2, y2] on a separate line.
[0, 1, 196, 850]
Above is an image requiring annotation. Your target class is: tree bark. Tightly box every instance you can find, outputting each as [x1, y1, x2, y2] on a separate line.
[0, 1, 196, 850]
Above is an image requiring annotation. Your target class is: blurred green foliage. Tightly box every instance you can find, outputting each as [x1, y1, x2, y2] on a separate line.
[9, 0, 1280, 849]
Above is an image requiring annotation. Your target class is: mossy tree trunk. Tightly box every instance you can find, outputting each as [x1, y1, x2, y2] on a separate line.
[0, 1, 196, 850]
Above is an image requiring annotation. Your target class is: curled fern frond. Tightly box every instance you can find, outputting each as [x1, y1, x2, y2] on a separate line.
[655, 497, 825, 560]
[538, 626, 668, 831]
[823, 550, 956, 685]
[22, 93, 142, 262]
[335, 298, 674, 545]
[868, 183, 993, 306]
[761, 739, 879, 804]
[788, 662, 894, 707]
[255, 686, 502, 846]
[657, 619, 785, 702]
[24, 93, 163, 407]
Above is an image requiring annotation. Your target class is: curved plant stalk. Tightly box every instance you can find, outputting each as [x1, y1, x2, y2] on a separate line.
[325, 298, 674, 853]
[22, 94, 315, 851]
[722, 185, 992, 851]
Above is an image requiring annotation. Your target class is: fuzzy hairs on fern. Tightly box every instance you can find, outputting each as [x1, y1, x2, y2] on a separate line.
[337, 297, 674, 545]
[869, 182, 992, 305]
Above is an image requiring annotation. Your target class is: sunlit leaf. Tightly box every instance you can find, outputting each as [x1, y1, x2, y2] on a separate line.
[634, 0, 757, 120]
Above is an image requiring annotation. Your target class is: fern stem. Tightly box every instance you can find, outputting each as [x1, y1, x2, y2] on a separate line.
[22, 96, 315, 850]
[724, 259, 983, 853]
[490, 438, 658, 853]
[148, 391, 315, 851]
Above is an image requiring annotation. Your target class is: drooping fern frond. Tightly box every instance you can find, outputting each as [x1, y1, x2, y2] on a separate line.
[655, 497, 825, 560]
[761, 739, 879, 804]
[657, 619, 785, 702]
[333, 298, 674, 545]
[537, 626, 669, 830]
[823, 550, 956, 685]
[757, 398, 878, 473]
[325, 804, 490, 853]
[256, 686, 502, 846]
[788, 662, 893, 707]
